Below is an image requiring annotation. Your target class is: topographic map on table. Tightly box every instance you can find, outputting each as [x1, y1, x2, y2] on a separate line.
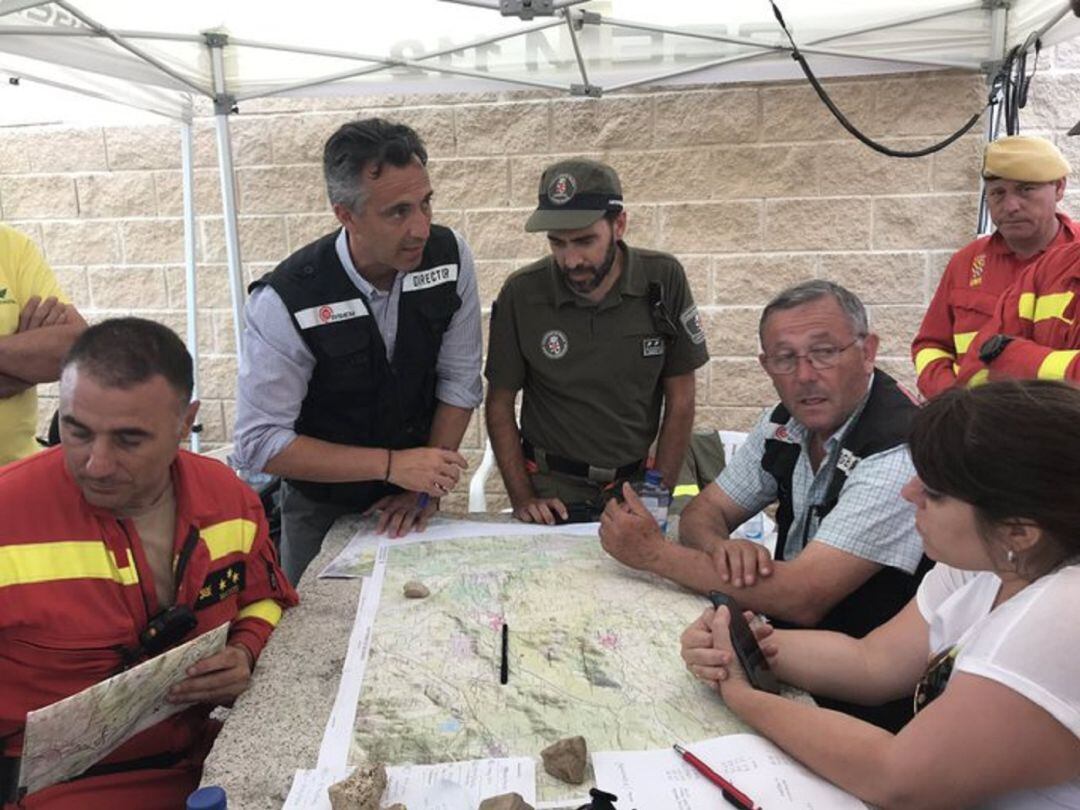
[19, 623, 228, 796]
[348, 532, 753, 803]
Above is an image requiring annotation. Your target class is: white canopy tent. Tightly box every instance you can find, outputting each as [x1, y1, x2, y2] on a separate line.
[1, 0, 1077, 447]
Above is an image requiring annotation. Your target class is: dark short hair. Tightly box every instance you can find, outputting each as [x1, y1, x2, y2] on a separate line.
[63, 317, 193, 404]
[910, 379, 1080, 567]
[759, 280, 869, 345]
[323, 118, 428, 212]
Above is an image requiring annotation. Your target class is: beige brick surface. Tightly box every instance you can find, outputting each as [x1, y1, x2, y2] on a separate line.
[866, 305, 926, 356]
[88, 267, 169, 310]
[707, 358, 775, 406]
[816, 251, 926, 304]
[872, 194, 979, 251]
[930, 135, 983, 193]
[660, 201, 761, 253]
[41, 220, 122, 265]
[551, 97, 653, 150]
[194, 118, 274, 167]
[153, 170, 224, 217]
[428, 158, 510, 209]
[201, 216, 289, 263]
[712, 253, 817, 306]
[817, 142, 930, 196]
[0, 133, 32, 173]
[121, 219, 186, 264]
[456, 102, 550, 156]
[165, 264, 234, 309]
[106, 126, 181, 170]
[285, 214, 338, 252]
[0, 175, 78, 218]
[27, 129, 108, 173]
[761, 82, 877, 143]
[356, 106, 457, 157]
[702, 306, 762, 356]
[77, 173, 157, 219]
[869, 76, 984, 137]
[237, 165, 326, 215]
[654, 89, 759, 146]
[53, 266, 90, 309]
[763, 198, 872, 251]
[463, 208, 547, 259]
[267, 113, 357, 165]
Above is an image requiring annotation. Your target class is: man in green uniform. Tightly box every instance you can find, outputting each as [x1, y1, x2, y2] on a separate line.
[485, 159, 709, 523]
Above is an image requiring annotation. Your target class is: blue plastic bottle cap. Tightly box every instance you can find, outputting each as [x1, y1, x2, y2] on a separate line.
[644, 469, 663, 486]
[187, 786, 227, 810]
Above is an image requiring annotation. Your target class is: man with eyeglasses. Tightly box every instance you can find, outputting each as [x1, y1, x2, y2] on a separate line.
[911, 135, 1076, 398]
[600, 280, 929, 731]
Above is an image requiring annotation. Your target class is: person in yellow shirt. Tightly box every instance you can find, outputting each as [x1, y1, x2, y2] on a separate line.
[0, 223, 86, 466]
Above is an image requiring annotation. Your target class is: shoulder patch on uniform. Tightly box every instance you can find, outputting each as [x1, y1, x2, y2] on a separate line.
[295, 298, 369, 329]
[680, 304, 706, 345]
[194, 562, 246, 610]
[402, 263, 458, 293]
[541, 329, 568, 359]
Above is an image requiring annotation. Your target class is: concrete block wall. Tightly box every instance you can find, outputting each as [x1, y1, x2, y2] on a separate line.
[2, 47, 1079, 510]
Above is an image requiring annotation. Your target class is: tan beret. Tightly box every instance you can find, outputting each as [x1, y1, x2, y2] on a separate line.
[982, 136, 1071, 182]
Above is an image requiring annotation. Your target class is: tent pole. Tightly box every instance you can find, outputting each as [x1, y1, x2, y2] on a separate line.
[977, 3, 1009, 236]
[180, 119, 201, 453]
[206, 32, 245, 356]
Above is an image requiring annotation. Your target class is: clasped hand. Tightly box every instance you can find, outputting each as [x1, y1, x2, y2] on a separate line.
[680, 606, 777, 690]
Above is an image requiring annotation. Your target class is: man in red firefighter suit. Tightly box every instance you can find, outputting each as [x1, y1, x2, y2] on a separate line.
[0, 318, 298, 809]
[911, 135, 1077, 398]
[955, 241, 1080, 385]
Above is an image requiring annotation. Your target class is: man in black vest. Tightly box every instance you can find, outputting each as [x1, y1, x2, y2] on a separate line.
[600, 280, 929, 731]
[232, 119, 481, 584]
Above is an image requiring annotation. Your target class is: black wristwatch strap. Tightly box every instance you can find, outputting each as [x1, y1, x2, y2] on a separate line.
[978, 334, 1013, 365]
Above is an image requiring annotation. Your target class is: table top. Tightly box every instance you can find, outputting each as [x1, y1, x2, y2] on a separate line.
[202, 515, 368, 809]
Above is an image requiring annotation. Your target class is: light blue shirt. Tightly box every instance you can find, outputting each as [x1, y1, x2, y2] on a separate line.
[715, 377, 922, 573]
[230, 227, 483, 475]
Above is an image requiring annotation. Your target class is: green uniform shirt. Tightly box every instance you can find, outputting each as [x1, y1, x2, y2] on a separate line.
[485, 242, 709, 469]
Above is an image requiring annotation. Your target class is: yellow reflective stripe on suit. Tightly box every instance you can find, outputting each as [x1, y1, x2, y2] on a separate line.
[953, 332, 977, 355]
[236, 598, 283, 627]
[201, 518, 258, 561]
[1033, 292, 1074, 324]
[915, 348, 954, 376]
[1037, 350, 1080, 380]
[0, 541, 139, 588]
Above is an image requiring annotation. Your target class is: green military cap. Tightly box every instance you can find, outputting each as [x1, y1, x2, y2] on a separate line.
[524, 158, 624, 233]
[982, 135, 1071, 182]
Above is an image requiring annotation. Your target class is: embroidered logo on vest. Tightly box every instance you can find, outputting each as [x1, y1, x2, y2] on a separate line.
[402, 263, 458, 293]
[642, 336, 664, 357]
[295, 298, 369, 329]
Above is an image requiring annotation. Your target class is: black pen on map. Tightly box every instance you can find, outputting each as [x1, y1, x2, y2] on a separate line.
[500, 623, 509, 685]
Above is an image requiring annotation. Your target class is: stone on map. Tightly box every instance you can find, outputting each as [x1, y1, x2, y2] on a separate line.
[327, 763, 387, 810]
[403, 581, 430, 599]
[540, 736, 588, 784]
[478, 793, 534, 810]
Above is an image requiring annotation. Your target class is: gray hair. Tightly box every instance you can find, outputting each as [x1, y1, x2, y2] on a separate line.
[758, 279, 870, 345]
[323, 118, 428, 213]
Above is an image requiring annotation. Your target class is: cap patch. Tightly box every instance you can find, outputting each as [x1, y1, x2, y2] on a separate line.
[546, 173, 577, 206]
[541, 329, 569, 359]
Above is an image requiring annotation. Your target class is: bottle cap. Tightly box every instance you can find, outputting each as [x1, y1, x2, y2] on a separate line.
[644, 469, 663, 485]
[187, 786, 227, 810]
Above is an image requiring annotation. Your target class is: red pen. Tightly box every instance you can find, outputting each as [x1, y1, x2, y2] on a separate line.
[673, 743, 760, 810]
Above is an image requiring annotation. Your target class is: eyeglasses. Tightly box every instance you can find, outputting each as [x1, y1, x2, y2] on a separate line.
[913, 644, 958, 715]
[762, 338, 863, 375]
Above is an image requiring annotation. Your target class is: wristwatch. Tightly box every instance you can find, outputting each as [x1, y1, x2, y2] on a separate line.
[978, 334, 1013, 365]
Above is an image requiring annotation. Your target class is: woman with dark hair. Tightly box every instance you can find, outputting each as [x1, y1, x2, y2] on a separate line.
[681, 379, 1080, 808]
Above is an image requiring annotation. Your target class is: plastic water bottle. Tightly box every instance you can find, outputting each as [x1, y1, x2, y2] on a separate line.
[187, 786, 227, 810]
[632, 469, 671, 533]
[741, 511, 764, 542]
